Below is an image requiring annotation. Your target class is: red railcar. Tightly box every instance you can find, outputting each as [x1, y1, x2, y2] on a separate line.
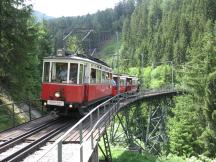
[41, 52, 112, 116]
[111, 75, 139, 96]
[126, 76, 138, 92]
[112, 75, 127, 96]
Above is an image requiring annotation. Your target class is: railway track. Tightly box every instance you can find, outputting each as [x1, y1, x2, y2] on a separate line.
[0, 118, 63, 153]
[0, 118, 76, 162]
[0, 98, 119, 161]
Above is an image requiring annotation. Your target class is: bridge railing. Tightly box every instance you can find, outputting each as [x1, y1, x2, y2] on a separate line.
[35, 87, 176, 162]
[0, 100, 46, 132]
[141, 85, 175, 95]
[35, 92, 134, 162]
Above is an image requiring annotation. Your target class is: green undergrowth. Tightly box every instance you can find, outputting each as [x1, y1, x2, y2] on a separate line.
[0, 92, 29, 131]
[111, 148, 156, 162]
[99, 144, 187, 162]
[99, 144, 216, 162]
[0, 108, 13, 131]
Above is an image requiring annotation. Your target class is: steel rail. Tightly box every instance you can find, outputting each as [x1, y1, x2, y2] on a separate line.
[0, 120, 73, 162]
[0, 118, 61, 153]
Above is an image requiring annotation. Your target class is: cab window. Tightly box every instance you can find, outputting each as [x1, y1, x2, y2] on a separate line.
[69, 63, 78, 84]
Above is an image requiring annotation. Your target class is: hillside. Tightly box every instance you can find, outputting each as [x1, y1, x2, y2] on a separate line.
[119, 0, 216, 157]
[94, 35, 120, 66]
[33, 10, 54, 21]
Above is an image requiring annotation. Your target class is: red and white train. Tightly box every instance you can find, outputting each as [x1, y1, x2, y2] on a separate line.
[41, 51, 138, 116]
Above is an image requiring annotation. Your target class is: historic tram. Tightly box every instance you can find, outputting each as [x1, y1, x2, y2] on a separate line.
[41, 50, 112, 116]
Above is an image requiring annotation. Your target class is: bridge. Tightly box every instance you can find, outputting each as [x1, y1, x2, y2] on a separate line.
[27, 87, 180, 162]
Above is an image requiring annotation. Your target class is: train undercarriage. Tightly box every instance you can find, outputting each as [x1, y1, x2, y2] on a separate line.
[42, 96, 111, 118]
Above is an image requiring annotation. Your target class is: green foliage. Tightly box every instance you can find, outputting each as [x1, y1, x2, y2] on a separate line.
[117, 0, 216, 158]
[150, 65, 171, 88]
[158, 154, 186, 162]
[119, 0, 216, 66]
[99, 145, 157, 162]
[0, 109, 13, 131]
[67, 36, 84, 54]
[99, 144, 188, 162]
[0, 0, 53, 100]
[96, 36, 118, 65]
[168, 96, 203, 156]
[179, 21, 216, 157]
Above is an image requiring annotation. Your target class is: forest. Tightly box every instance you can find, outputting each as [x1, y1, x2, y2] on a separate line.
[0, 0, 216, 161]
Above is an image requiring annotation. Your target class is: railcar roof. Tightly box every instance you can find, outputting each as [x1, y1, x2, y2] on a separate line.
[44, 52, 110, 68]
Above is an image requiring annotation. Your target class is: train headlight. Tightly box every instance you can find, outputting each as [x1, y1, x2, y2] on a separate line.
[55, 91, 61, 98]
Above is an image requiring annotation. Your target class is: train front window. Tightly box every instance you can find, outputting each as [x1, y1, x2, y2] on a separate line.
[43, 62, 50, 82]
[51, 63, 68, 83]
[69, 63, 78, 84]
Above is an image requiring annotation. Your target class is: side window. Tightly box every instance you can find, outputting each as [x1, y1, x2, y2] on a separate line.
[43, 62, 50, 82]
[102, 71, 106, 83]
[120, 79, 126, 86]
[91, 68, 96, 83]
[69, 63, 78, 84]
[96, 69, 101, 83]
[79, 64, 84, 84]
[108, 73, 112, 84]
[51, 63, 68, 83]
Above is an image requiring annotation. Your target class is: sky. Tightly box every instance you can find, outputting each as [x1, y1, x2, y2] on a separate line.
[29, 0, 121, 17]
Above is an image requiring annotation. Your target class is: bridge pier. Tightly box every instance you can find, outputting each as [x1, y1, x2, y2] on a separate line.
[145, 96, 174, 154]
[98, 128, 112, 162]
[107, 95, 174, 155]
[109, 103, 145, 150]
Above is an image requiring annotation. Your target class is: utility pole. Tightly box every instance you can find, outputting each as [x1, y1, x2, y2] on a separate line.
[141, 53, 144, 90]
[171, 61, 174, 88]
[116, 31, 120, 94]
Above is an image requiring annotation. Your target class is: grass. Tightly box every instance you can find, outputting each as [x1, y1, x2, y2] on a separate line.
[99, 143, 157, 162]
[99, 143, 187, 162]
[111, 147, 157, 162]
